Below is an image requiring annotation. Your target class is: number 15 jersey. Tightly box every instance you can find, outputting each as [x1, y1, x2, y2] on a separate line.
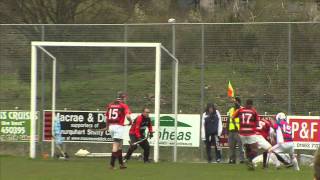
[105, 101, 131, 126]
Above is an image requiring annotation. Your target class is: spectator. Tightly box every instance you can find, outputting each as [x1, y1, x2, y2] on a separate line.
[201, 103, 222, 163]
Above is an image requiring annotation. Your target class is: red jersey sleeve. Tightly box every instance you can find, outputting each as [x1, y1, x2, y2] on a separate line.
[135, 115, 143, 138]
[148, 119, 153, 133]
[105, 104, 111, 124]
[122, 103, 131, 115]
[255, 109, 260, 122]
[252, 108, 260, 127]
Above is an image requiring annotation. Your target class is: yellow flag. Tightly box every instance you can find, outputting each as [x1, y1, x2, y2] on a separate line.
[228, 81, 234, 97]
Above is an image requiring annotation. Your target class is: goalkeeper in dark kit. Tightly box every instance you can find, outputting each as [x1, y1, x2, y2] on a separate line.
[124, 107, 153, 163]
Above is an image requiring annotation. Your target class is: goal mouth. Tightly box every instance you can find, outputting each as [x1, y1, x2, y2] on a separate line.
[30, 41, 179, 163]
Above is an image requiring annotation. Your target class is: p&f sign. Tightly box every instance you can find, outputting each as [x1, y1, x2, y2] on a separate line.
[287, 116, 320, 150]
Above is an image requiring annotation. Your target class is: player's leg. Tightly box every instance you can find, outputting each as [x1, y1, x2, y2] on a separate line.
[110, 141, 119, 169]
[249, 143, 259, 169]
[111, 139, 126, 169]
[213, 135, 222, 162]
[109, 125, 118, 169]
[205, 133, 212, 163]
[290, 153, 300, 171]
[256, 135, 272, 168]
[273, 152, 291, 166]
[262, 151, 268, 168]
[124, 135, 138, 162]
[243, 144, 251, 161]
[110, 125, 126, 169]
[270, 143, 294, 169]
[117, 139, 127, 169]
[240, 136, 258, 163]
[140, 140, 151, 163]
[243, 143, 254, 170]
[248, 143, 258, 161]
[55, 143, 68, 159]
[245, 140, 258, 170]
[228, 132, 236, 163]
[114, 125, 126, 169]
[285, 142, 300, 171]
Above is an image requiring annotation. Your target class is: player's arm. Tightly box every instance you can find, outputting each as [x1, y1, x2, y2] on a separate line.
[124, 104, 132, 125]
[217, 110, 223, 136]
[97, 123, 109, 131]
[269, 126, 276, 144]
[126, 114, 132, 125]
[95, 108, 110, 131]
[135, 116, 143, 139]
[226, 109, 231, 133]
[147, 119, 153, 138]
[232, 108, 240, 119]
[147, 119, 153, 133]
[201, 112, 206, 141]
[255, 110, 260, 127]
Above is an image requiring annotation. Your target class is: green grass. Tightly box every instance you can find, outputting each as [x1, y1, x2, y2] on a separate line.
[0, 155, 313, 180]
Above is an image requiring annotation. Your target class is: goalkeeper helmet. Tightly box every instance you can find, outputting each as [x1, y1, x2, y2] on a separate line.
[276, 112, 286, 124]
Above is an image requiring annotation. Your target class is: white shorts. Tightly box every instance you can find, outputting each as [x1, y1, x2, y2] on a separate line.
[240, 135, 259, 144]
[256, 135, 272, 150]
[109, 124, 125, 140]
[272, 142, 295, 155]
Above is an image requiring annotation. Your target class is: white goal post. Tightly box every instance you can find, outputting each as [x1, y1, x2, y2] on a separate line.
[30, 41, 179, 163]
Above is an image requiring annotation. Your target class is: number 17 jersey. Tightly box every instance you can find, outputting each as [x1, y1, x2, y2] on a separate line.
[233, 107, 259, 136]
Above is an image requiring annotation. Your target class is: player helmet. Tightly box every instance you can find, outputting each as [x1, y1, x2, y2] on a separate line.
[276, 112, 286, 124]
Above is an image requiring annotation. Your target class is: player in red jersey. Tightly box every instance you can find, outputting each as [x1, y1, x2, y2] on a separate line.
[100, 92, 132, 169]
[233, 99, 259, 170]
[124, 107, 153, 163]
[254, 118, 274, 168]
[254, 116, 294, 169]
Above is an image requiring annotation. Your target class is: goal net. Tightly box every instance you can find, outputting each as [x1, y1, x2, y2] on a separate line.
[30, 42, 178, 163]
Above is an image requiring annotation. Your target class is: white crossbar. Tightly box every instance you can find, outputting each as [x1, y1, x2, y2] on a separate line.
[32, 41, 160, 48]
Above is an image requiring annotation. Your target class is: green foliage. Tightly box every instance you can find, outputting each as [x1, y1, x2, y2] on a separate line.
[1, 0, 319, 24]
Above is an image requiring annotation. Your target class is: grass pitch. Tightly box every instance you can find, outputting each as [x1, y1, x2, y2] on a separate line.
[0, 155, 313, 180]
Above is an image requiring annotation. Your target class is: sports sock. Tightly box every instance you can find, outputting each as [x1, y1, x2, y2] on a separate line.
[248, 150, 257, 162]
[274, 152, 289, 165]
[263, 151, 268, 167]
[110, 152, 117, 167]
[292, 157, 300, 171]
[118, 150, 124, 165]
[125, 146, 135, 160]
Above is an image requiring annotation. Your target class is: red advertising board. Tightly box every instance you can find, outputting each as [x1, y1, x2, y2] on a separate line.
[287, 116, 320, 150]
[43, 111, 53, 141]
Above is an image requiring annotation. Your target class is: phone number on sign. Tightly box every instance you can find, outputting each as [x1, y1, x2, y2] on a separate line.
[1, 127, 26, 135]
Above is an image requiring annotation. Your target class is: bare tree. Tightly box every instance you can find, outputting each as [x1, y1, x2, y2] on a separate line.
[0, 0, 93, 24]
